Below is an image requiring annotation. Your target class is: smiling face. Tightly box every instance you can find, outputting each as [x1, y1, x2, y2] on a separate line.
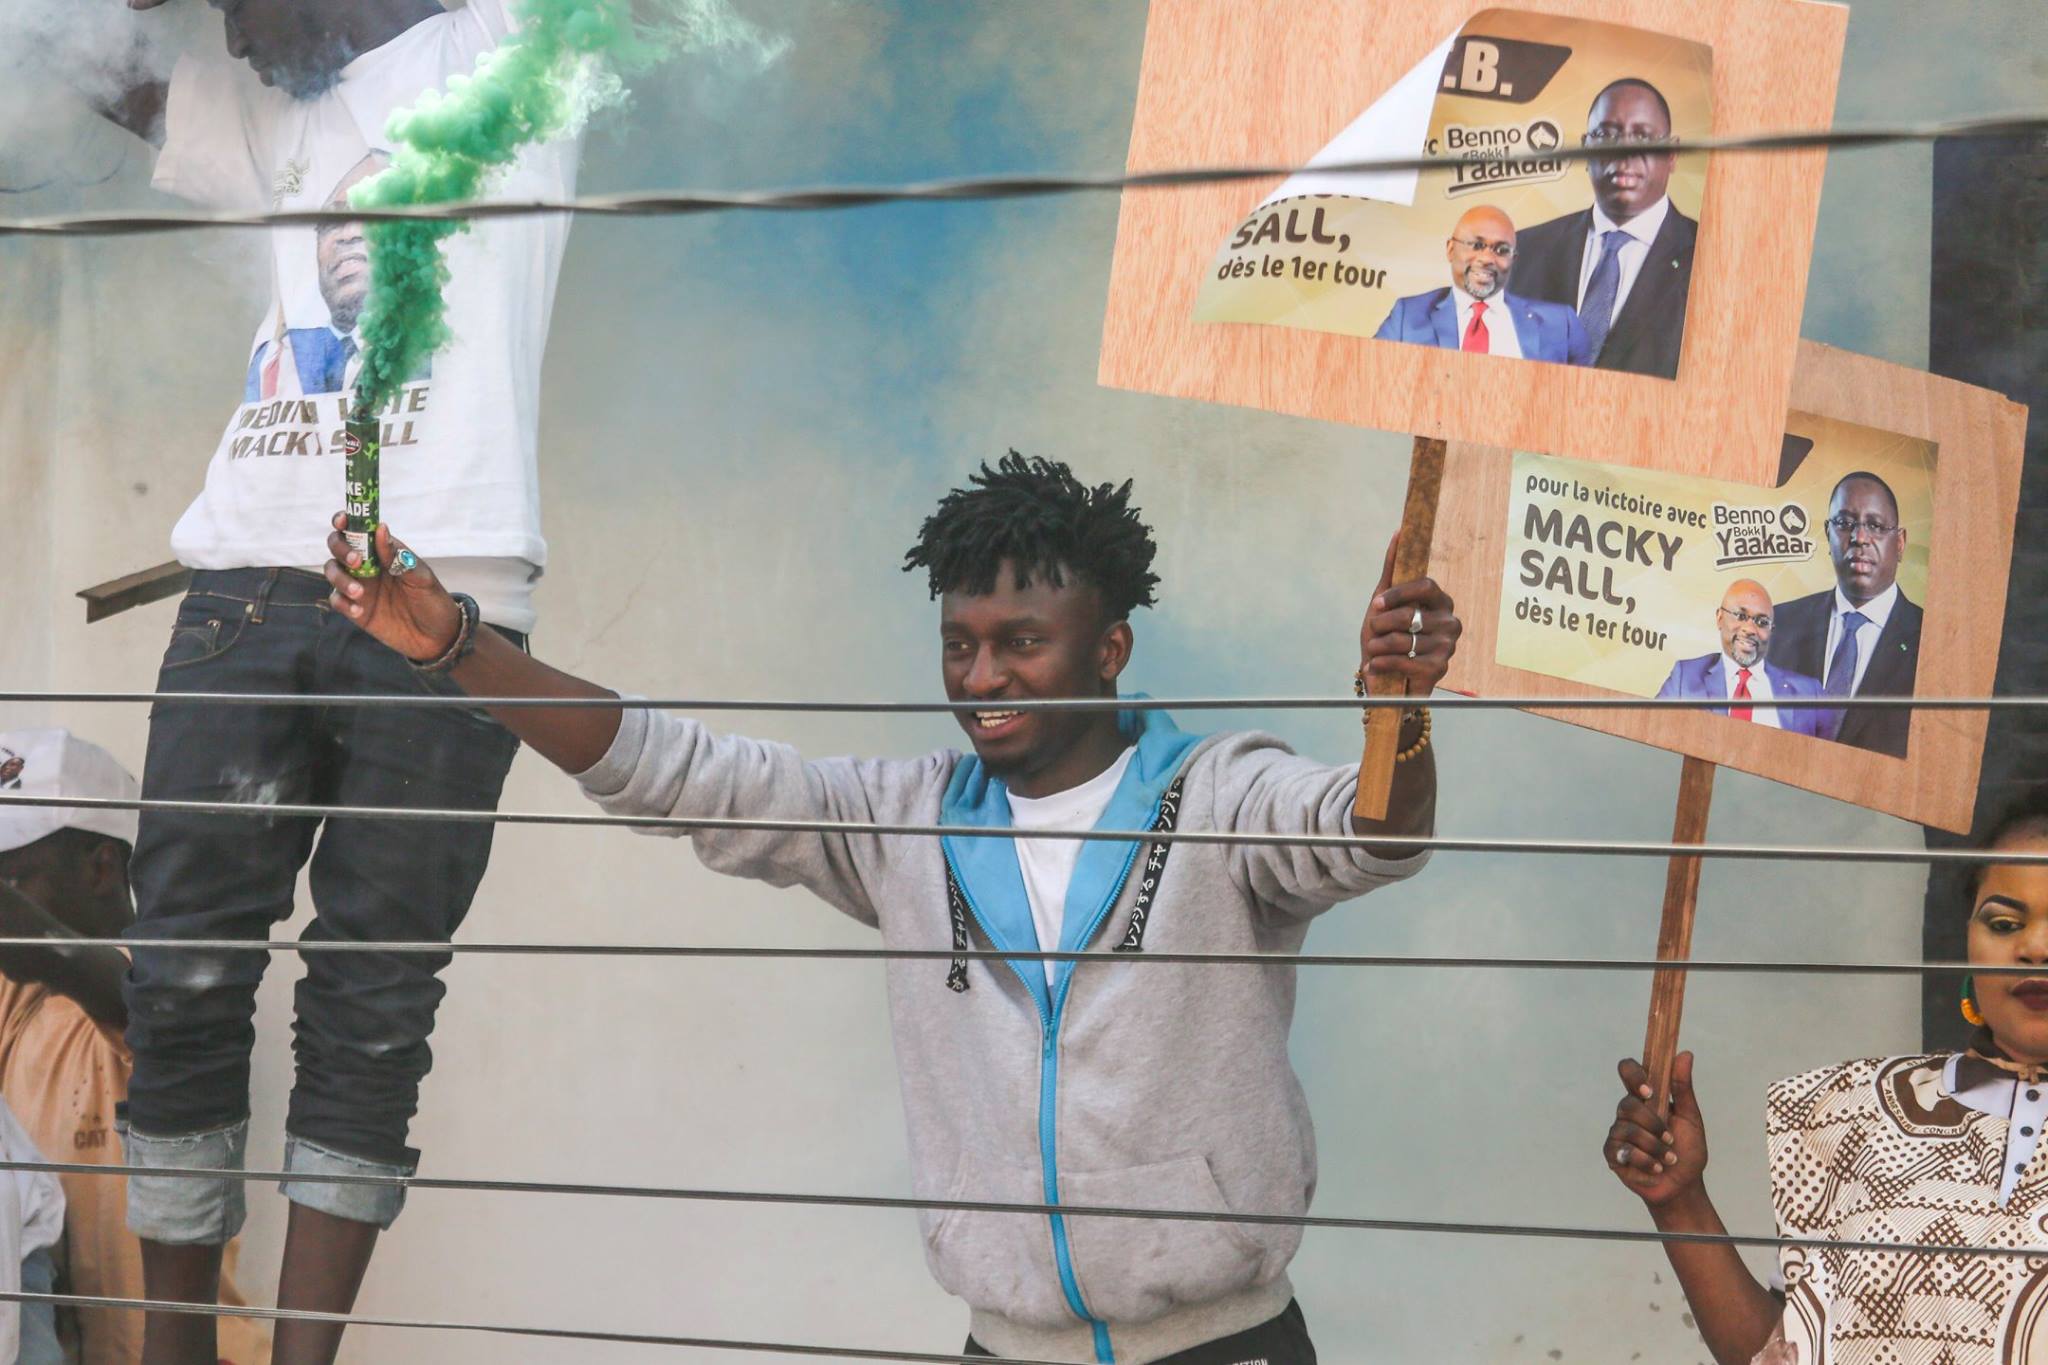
[939, 561, 1131, 795]
[1826, 476, 1905, 605]
[1585, 81, 1675, 225]
[1969, 823, 2048, 1063]
[208, 0, 361, 99]
[1445, 206, 1516, 301]
[1715, 579, 1774, 668]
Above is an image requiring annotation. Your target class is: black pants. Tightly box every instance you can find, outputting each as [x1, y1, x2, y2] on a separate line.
[124, 568, 521, 1168]
[967, 1300, 1315, 1363]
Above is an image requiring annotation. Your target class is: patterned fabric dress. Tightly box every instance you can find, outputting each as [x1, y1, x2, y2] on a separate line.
[1765, 1054, 2048, 1363]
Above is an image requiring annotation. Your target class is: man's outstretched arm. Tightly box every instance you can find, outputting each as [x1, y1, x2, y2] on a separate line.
[324, 519, 892, 927]
[324, 519, 627, 774]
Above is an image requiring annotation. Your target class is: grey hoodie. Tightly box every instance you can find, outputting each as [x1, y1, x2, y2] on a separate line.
[577, 704, 1425, 1363]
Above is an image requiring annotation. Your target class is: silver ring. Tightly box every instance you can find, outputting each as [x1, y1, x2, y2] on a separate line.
[1408, 607, 1423, 636]
[391, 549, 419, 578]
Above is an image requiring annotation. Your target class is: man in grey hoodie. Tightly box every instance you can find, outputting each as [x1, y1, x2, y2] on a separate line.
[320, 454, 1461, 1364]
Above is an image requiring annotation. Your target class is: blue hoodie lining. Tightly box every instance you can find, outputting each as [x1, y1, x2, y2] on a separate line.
[938, 704, 1201, 1010]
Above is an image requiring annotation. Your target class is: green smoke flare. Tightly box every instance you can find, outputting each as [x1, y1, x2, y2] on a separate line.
[349, 0, 783, 413]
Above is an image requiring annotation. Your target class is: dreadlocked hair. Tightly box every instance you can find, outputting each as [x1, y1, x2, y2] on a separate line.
[903, 452, 1160, 619]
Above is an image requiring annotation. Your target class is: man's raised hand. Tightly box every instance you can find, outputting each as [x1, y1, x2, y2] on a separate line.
[1360, 534, 1462, 694]
[323, 516, 463, 662]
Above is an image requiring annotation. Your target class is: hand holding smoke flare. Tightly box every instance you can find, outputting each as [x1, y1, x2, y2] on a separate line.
[341, 0, 784, 571]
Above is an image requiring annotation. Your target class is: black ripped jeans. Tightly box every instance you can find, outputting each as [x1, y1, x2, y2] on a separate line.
[122, 568, 519, 1235]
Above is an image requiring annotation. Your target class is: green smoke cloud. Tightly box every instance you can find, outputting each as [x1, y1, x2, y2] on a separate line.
[349, 0, 785, 413]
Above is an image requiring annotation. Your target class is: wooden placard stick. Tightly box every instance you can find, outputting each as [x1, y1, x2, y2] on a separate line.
[1643, 755, 1717, 1117]
[1354, 435, 1447, 822]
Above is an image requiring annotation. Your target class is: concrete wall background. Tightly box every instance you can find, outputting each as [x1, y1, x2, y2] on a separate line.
[2, 2, 2043, 1359]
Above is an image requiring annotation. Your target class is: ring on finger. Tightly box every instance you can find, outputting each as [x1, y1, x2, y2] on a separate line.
[391, 549, 419, 577]
[1408, 607, 1423, 636]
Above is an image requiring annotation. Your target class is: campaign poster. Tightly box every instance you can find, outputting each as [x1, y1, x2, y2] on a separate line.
[1496, 414, 1935, 759]
[1194, 10, 1710, 381]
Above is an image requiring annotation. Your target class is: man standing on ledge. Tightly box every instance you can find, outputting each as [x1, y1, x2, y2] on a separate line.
[1509, 77, 1698, 379]
[85, 1, 581, 1360]
[322, 454, 1459, 1365]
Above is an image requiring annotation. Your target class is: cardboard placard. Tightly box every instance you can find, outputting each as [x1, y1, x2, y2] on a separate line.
[1431, 342, 2027, 833]
[1099, 0, 1847, 479]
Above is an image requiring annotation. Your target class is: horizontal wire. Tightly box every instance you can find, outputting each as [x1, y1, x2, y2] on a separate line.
[0, 935, 2019, 976]
[2, 1155, 2035, 1267]
[0, 1289, 1068, 1364]
[1, 112, 2041, 237]
[0, 790, 2038, 866]
[0, 689, 2032, 711]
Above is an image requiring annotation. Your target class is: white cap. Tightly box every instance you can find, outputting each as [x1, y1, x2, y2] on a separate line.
[0, 729, 141, 857]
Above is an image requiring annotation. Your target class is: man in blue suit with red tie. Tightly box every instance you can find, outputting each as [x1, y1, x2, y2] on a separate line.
[1655, 580, 1839, 739]
[1373, 205, 1593, 366]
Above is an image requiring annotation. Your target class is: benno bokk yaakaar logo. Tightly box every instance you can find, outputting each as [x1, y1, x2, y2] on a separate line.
[1433, 34, 1574, 196]
[1711, 500, 1814, 569]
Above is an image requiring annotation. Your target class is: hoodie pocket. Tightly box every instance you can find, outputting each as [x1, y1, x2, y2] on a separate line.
[923, 1156, 1076, 1329]
[1059, 1155, 1268, 1326]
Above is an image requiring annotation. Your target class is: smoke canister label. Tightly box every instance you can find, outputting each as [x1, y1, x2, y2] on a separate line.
[342, 412, 381, 579]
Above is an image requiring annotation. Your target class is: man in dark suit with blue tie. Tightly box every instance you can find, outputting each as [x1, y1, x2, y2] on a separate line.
[1767, 472, 1923, 758]
[1373, 204, 1593, 365]
[1655, 579, 1839, 738]
[1507, 78, 1697, 380]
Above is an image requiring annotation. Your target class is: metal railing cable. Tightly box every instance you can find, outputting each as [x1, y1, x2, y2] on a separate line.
[0, 1289, 1074, 1363]
[0, 1156, 2035, 1264]
[1, 111, 2042, 238]
[0, 690, 2029, 711]
[0, 938, 2025, 973]
[0, 791, 2039, 867]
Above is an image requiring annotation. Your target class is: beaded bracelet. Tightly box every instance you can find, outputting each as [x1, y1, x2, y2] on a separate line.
[1387, 706, 1432, 763]
[410, 593, 481, 675]
[1352, 667, 1432, 761]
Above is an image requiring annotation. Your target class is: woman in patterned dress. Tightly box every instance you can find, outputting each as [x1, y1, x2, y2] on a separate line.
[1603, 802, 2048, 1365]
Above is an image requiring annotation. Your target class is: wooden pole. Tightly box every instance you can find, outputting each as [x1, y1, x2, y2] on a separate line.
[1355, 435, 1447, 822]
[1642, 755, 1717, 1117]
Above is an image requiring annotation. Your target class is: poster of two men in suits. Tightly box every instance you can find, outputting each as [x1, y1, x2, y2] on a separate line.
[1497, 414, 1932, 759]
[1195, 9, 1706, 380]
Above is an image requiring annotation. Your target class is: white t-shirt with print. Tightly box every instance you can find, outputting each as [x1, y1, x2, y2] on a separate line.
[152, 0, 581, 631]
[1005, 747, 1137, 987]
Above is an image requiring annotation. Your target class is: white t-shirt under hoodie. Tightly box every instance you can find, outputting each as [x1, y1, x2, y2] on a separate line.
[152, 0, 582, 631]
[1005, 747, 1137, 987]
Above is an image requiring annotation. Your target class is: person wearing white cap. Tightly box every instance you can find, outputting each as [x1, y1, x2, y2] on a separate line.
[0, 730, 270, 1364]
